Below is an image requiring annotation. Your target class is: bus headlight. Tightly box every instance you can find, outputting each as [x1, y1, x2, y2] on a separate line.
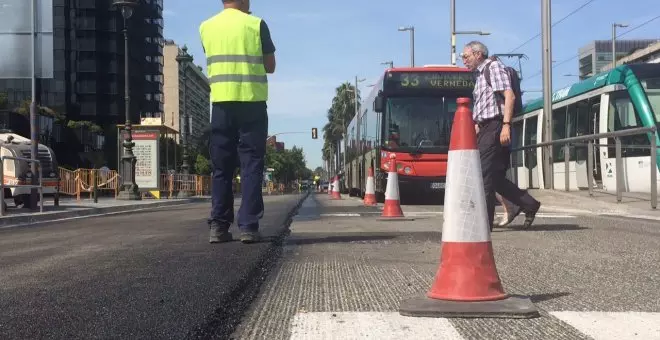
[404, 166, 412, 175]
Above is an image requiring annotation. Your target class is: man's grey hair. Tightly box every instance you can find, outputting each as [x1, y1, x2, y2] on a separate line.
[465, 41, 489, 58]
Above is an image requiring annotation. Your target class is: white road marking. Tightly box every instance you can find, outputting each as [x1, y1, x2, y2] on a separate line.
[319, 212, 577, 218]
[289, 312, 464, 340]
[550, 311, 660, 340]
[0, 204, 191, 230]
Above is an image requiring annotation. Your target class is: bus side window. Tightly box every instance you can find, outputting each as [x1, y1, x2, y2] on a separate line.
[607, 91, 650, 158]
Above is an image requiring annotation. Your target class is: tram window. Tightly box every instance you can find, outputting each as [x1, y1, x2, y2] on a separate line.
[511, 120, 524, 167]
[607, 91, 650, 158]
[552, 106, 568, 161]
[566, 99, 595, 162]
[524, 116, 538, 168]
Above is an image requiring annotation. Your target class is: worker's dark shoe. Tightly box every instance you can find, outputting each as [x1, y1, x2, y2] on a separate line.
[209, 223, 232, 243]
[239, 231, 261, 244]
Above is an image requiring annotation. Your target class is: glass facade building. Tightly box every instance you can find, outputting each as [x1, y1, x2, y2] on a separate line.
[0, 0, 164, 169]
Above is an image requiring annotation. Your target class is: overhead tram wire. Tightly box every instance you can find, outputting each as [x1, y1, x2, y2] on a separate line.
[508, 0, 598, 53]
[524, 14, 660, 82]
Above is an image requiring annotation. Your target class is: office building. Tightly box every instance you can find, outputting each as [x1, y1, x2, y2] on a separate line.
[267, 136, 285, 151]
[601, 40, 660, 72]
[163, 39, 210, 150]
[578, 39, 657, 80]
[0, 0, 164, 169]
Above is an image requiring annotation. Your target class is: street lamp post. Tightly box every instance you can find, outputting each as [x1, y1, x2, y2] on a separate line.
[612, 23, 628, 69]
[176, 45, 193, 199]
[541, 0, 553, 189]
[114, 0, 140, 201]
[398, 26, 415, 67]
[450, 0, 490, 65]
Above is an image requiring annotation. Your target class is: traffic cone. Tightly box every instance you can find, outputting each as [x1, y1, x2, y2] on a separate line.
[363, 167, 377, 206]
[331, 176, 342, 200]
[398, 97, 539, 319]
[378, 154, 414, 221]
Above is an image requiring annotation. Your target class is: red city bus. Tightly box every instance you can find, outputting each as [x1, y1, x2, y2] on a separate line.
[341, 65, 475, 202]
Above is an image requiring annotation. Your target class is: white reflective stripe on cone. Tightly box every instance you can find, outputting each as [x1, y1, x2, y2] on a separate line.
[384, 171, 399, 200]
[442, 149, 490, 243]
[365, 176, 375, 194]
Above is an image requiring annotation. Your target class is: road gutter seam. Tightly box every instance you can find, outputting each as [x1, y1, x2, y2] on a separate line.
[186, 192, 311, 340]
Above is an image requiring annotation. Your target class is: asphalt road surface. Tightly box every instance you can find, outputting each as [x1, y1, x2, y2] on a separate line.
[0, 193, 307, 339]
[233, 193, 660, 340]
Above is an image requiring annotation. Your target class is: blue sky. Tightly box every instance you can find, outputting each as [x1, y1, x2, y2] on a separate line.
[162, 0, 660, 170]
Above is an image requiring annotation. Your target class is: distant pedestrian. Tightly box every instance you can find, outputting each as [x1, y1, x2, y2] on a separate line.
[199, 0, 277, 243]
[461, 41, 540, 230]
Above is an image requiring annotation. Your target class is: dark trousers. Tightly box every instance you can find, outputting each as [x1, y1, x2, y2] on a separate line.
[477, 118, 540, 227]
[209, 101, 268, 232]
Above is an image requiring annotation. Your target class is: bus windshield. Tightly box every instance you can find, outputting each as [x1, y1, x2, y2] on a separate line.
[382, 96, 471, 153]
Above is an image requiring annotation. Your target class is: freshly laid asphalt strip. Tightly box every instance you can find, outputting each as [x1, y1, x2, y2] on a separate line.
[0, 192, 308, 340]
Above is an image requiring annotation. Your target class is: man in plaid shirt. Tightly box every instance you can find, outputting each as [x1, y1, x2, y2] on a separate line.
[461, 41, 540, 230]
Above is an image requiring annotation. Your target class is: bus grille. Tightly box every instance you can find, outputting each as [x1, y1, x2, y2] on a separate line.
[19, 149, 53, 172]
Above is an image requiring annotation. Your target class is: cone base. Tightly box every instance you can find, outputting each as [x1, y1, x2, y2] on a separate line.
[398, 295, 539, 319]
[377, 216, 416, 221]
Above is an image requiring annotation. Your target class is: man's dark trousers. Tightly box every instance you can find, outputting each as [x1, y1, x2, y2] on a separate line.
[208, 101, 268, 232]
[477, 117, 540, 228]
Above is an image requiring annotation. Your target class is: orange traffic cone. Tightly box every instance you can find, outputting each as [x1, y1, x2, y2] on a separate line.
[398, 97, 539, 319]
[378, 154, 413, 221]
[363, 167, 377, 206]
[331, 176, 342, 200]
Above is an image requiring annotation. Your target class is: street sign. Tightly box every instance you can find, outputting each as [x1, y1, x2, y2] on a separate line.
[118, 130, 160, 190]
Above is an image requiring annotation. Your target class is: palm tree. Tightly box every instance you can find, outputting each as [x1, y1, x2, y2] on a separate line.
[322, 81, 361, 164]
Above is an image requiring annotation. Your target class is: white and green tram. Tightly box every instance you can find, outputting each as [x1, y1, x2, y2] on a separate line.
[510, 63, 660, 193]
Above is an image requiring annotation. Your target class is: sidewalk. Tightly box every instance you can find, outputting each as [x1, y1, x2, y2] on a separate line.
[0, 196, 213, 228]
[526, 189, 660, 220]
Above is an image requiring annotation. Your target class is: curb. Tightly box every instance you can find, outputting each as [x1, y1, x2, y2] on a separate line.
[0, 197, 213, 229]
[187, 191, 311, 339]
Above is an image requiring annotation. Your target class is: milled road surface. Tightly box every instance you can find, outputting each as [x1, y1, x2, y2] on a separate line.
[233, 193, 660, 339]
[0, 193, 307, 339]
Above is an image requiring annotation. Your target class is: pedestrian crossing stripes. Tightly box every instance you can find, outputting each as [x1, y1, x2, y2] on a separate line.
[288, 311, 660, 340]
[549, 311, 660, 340]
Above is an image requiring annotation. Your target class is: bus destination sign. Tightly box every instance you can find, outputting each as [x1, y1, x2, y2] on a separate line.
[385, 71, 476, 91]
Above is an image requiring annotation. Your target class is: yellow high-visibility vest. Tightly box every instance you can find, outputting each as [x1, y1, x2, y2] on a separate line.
[199, 8, 268, 102]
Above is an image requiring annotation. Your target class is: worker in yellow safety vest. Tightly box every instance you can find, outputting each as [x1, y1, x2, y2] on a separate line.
[200, 0, 276, 245]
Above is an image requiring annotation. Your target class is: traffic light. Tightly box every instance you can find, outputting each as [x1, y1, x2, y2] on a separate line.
[311, 127, 318, 139]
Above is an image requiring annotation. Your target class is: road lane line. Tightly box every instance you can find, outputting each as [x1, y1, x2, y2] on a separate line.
[289, 312, 465, 340]
[550, 311, 660, 340]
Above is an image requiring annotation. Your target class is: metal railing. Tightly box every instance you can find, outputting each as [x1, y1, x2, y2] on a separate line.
[0, 156, 44, 216]
[510, 126, 657, 209]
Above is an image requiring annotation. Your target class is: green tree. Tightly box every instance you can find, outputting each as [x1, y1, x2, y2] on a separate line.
[265, 145, 308, 184]
[322, 82, 361, 164]
[194, 153, 211, 175]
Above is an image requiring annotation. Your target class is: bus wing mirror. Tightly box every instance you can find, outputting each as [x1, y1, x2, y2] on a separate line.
[374, 95, 384, 113]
